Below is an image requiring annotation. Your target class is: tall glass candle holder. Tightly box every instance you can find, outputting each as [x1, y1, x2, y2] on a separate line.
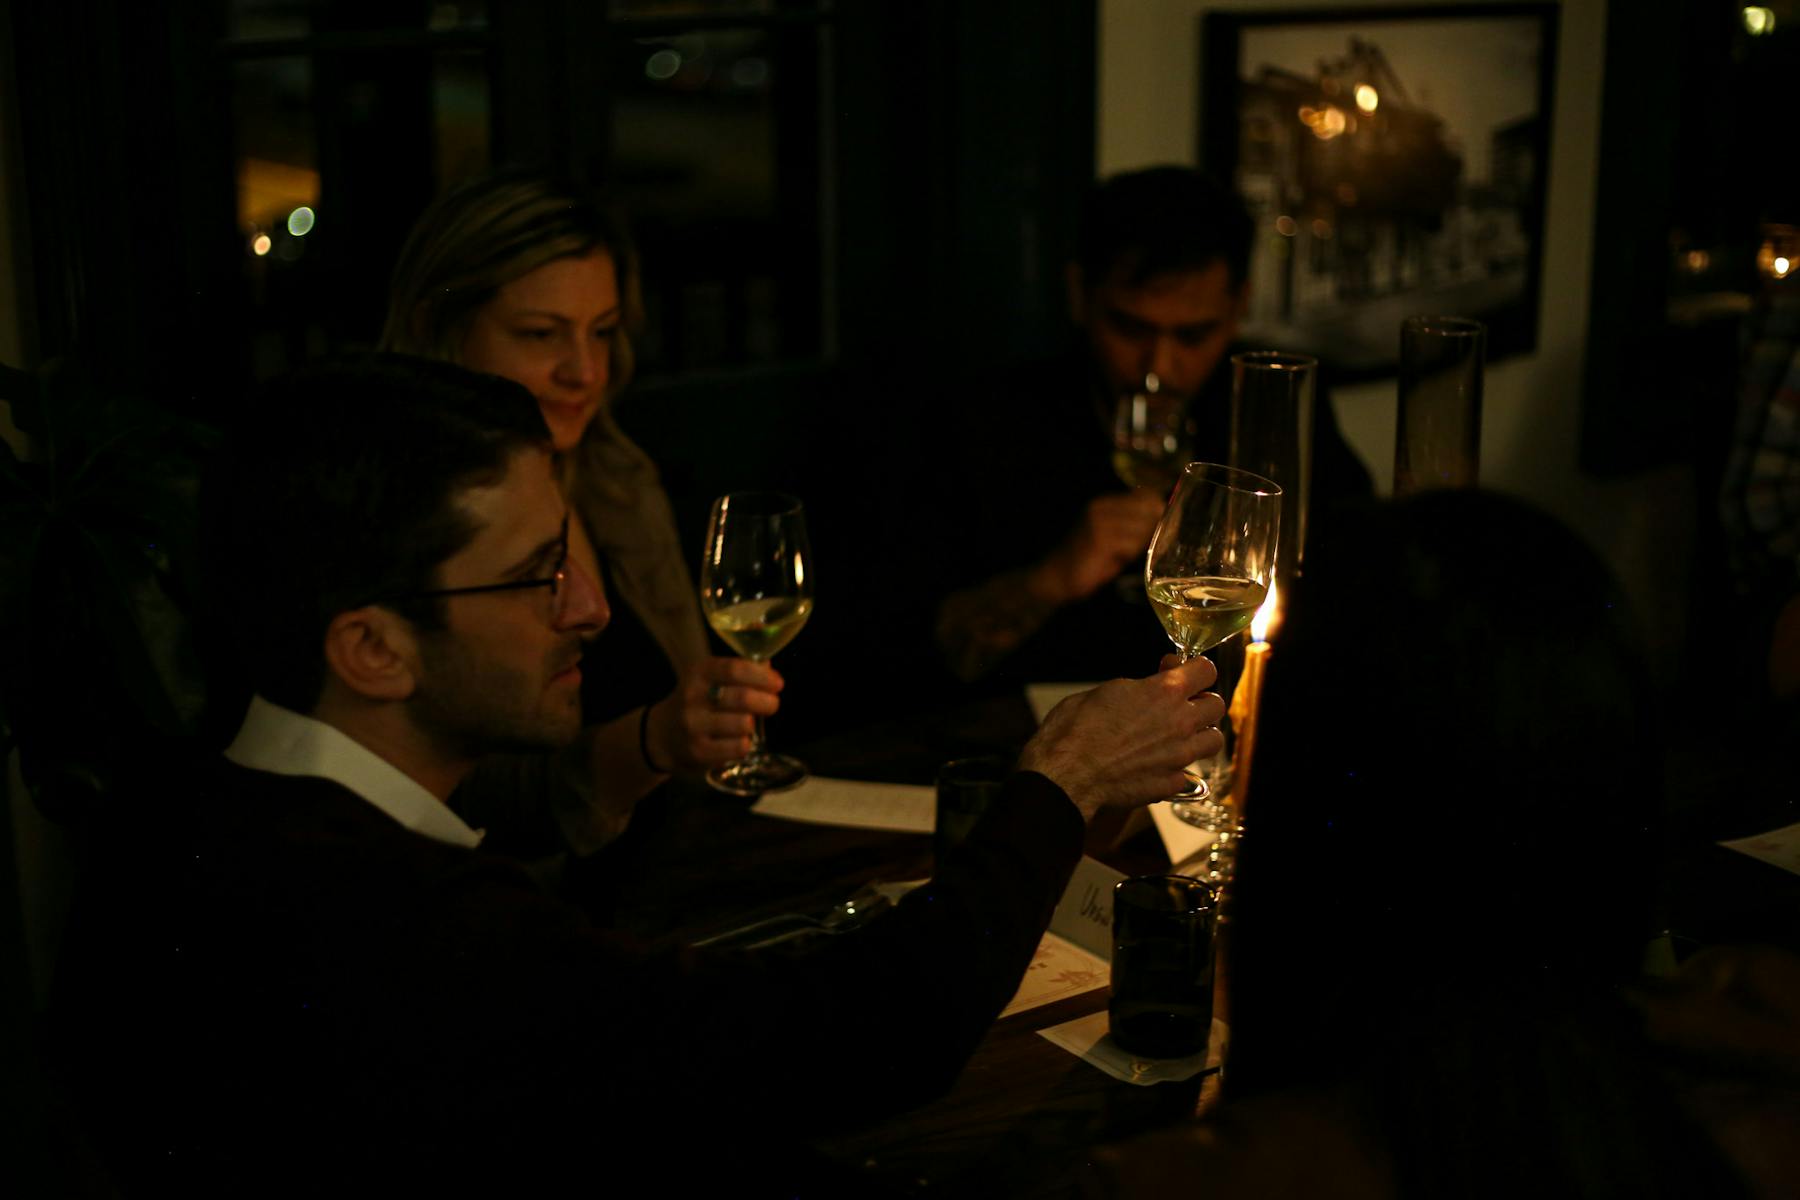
[1228, 351, 1315, 583]
[1394, 316, 1485, 496]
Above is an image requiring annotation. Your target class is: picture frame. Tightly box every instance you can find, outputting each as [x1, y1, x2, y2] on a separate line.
[1201, 4, 1558, 378]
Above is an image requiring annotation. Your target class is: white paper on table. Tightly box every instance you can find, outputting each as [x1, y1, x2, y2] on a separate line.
[1720, 821, 1800, 877]
[996, 855, 1128, 1018]
[1047, 855, 1126, 959]
[749, 776, 934, 834]
[1038, 1010, 1228, 1088]
[999, 930, 1110, 1018]
[1025, 682, 1096, 725]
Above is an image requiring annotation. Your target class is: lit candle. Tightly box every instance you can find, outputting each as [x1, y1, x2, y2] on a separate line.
[1228, 581, 1280, 807]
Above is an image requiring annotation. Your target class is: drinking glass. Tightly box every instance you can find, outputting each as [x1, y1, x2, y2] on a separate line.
[699, 491, 814, 795]
[1109, 875, 1218, 1059]
[1144, 463, 1281, 807]
[1111, 374, 1189, 496]
[1228, 351, 1315, 581]
[1394, 316, 1484, 495]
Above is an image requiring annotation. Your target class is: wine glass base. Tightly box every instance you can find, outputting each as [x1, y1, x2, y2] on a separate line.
[1167, 794, 1243, 890]
[1169, 796, 1226, 830]
[706, 753, 809, 797]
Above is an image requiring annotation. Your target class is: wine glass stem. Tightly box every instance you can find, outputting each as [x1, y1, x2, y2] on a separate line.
[746, 653, 772, 757]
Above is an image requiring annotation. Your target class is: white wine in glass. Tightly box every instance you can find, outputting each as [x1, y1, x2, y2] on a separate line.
[1144, 463, 1281, 805]
[700, 492, 814, 796]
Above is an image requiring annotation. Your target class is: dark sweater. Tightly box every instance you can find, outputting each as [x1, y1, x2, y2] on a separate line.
[54, 755, 1083, 1193]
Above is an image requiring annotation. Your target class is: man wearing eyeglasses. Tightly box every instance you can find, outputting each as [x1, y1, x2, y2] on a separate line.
[55, 354, 1223, 1192]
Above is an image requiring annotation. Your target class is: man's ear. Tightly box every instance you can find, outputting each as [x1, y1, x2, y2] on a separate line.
[322, 607, 419, 702]
[1065, 262, 1088, 325]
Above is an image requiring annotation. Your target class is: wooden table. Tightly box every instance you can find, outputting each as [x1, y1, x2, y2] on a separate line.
[561, 693, 1209, 1197]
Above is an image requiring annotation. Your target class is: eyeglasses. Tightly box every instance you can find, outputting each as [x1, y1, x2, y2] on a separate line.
[378, 513, 570, 607]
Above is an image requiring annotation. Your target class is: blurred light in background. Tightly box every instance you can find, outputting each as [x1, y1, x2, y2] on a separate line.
[1743, 6, 1776, 36]
[1759, 225, 1799, 279]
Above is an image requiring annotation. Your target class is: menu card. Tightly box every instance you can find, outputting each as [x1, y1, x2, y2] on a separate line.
[999, 856, 1123, 1017]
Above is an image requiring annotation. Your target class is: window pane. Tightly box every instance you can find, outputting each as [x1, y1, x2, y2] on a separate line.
[608, 25, 824, 373]
[231, 47, 494, 377]
[433, 50, 493, 187]
[232, 56, 325, 375]
[227, 0, 488, 41]
[608, 1, 776, 18]
[235, 58, 320, 257]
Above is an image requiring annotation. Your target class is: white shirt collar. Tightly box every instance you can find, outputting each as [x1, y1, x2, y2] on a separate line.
[224, 695, 485, 850]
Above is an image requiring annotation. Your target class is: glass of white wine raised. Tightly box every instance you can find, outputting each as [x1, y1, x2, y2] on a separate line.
[700, 491, 815, 796]
[1144, 462, 1281, 806]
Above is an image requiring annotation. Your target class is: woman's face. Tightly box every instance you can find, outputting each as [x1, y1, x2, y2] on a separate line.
[460, 251, 621, 452]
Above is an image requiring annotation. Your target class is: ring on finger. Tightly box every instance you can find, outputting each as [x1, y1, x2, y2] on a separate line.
[706, 683, 725, 707]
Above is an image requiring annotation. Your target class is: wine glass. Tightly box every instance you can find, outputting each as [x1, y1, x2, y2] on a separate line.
[1144, 462, 1280, 814]
[699, 491, 815, 796]
[1111, 374, 1189, 496]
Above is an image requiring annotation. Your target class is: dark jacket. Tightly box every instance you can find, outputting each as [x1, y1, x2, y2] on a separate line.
[53, 754, 1083, 1193]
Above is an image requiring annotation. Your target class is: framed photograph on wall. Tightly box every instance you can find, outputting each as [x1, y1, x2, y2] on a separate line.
[1201, 4, 1558, 378]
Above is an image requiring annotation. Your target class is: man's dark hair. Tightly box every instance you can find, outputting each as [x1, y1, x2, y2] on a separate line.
[203, 355, 551, 713]
[1077, 166, 1254, 290]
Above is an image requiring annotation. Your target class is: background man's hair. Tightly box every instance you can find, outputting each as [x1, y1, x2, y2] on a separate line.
[203, 355, 551, 713]
[1077, 166, 1255, 290]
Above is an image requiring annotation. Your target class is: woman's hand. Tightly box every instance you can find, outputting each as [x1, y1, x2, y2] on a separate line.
[644, 655, 784, 773]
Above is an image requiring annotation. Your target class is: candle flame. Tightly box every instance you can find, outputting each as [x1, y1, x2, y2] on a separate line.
[1251, 579, 1281, 642]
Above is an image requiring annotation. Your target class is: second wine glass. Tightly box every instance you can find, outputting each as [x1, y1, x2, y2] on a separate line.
[700, 491, 814, 796]
[1144, 463, 1281, 804]
[1111, 375, 1189, 496]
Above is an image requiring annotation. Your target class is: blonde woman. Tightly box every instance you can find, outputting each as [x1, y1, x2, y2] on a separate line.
[383, 169, 781, 851]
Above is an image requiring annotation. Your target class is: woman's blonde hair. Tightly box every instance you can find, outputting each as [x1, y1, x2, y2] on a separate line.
[381, 168, 652, 499]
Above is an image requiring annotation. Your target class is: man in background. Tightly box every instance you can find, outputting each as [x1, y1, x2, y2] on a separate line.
[930, 167, 1371, 686]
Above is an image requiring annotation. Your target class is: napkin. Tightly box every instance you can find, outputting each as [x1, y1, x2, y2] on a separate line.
[749, 776, 934, 833]
[1720, 820, 1800, 877]
[1038, 1010, 1228, 1087]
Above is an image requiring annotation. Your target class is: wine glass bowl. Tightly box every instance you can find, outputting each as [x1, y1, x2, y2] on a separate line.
[1110, 377, 1189, 496]
[700, 491, 814, 796]
[1144, 463, 1281, 806]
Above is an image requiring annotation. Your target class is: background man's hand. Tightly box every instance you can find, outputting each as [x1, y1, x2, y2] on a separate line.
[1035, 490, 1165, 604]
[1017, 656, 1224, 822]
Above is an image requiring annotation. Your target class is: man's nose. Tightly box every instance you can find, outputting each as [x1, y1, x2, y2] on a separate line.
[1148, 335, 1180, 389]
[554, 556, 610, 636]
